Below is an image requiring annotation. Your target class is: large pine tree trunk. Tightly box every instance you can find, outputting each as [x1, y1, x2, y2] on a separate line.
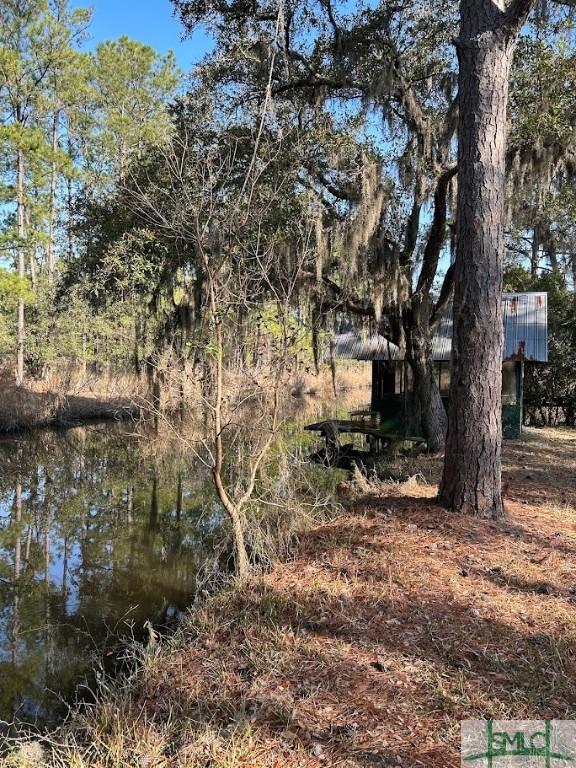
[439, 0, 530, 517]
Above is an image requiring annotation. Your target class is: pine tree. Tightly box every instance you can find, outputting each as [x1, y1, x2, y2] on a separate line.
[88, 37, 180, 188]
[0, 0, 90, 383]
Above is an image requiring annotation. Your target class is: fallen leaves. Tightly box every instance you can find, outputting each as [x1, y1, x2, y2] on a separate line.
[56, 427, 576, 768]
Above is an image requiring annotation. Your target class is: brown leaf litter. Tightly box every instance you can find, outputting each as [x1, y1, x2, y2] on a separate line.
[52, 427, 576, 768]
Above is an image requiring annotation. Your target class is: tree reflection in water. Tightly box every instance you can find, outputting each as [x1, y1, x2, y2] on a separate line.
[0, 423, 223, 724]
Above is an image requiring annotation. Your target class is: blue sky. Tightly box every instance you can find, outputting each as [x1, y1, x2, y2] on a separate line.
[71, 0, 212, 71]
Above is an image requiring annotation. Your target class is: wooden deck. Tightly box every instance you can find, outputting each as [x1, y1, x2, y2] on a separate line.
[304, 419, 425, 444]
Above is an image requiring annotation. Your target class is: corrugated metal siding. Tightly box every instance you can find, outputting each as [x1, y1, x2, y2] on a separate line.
[333, 292, 548, 363]
[502, 292, 548, 361]
[431, 306, 453, 361]
[333, 333, 404, 361]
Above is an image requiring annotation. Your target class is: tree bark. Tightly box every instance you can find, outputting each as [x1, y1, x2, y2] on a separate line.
[46, 110, 60, 277]
[408, 342, 447, 452]
[16, 147, 26, 387]
[406, 166, 456, 453]
[531, 224, 539, 276]
[439, 0, 531, 517]
[544, 229, 560, 276]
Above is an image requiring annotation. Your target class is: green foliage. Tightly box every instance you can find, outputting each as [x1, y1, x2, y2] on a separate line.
[510, 34, 576, 152]
[259, 302, 315, 359]
[0, 0, 572, 395]
[0, 269, 33, 305]
[24, 277, 147, 372]
[506, 18, 576, 280]
[87, 36, 181, 186]
[0, 0, 185, 379]
[0, 269, 33, 356]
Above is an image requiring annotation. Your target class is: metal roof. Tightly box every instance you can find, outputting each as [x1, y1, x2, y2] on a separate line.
[333, 292, 548, 363]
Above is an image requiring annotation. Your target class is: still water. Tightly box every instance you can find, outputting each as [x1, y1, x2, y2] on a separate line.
[0, 423, 224, 724]
[0, 387, 368, 726]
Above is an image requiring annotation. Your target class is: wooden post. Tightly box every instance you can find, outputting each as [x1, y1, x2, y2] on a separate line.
[323, 421, 340, 465]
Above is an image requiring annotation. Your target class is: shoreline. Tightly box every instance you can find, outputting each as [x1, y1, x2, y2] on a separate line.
[0, 388, 141, 434]
[8, 426, 574, 768]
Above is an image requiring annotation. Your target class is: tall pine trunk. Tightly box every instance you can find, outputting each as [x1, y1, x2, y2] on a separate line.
[439, 0, 532, 517]
[16, 147, 26, 387]
[65, 120, 74, 262]
[46, 110, 60, 277]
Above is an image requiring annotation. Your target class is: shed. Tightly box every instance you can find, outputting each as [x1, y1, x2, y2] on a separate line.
[333, 292, 548, 440]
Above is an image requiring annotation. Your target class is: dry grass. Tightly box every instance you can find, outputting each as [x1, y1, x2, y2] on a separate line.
[0, 360, 370, 434]
[0, 366, 146, 432]
[289, 363, 371, 399]
[0, 383, 141, 432]
[4, 428, 576, 768]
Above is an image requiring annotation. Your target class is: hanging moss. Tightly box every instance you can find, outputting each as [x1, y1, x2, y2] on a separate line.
[314, 207, 328, 282]
[345, 157, 386, 275]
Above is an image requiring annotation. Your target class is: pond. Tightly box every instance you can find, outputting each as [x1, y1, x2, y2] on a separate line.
[0, 423, 224, 725]
[0, 385, 368, 726]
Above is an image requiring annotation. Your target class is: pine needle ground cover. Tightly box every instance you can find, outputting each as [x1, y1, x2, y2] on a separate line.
[13, 427, 576, 768]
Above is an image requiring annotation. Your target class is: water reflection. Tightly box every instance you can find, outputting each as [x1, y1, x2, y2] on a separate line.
[0, 384, 370, 725]
[0, 424, 222, 724]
